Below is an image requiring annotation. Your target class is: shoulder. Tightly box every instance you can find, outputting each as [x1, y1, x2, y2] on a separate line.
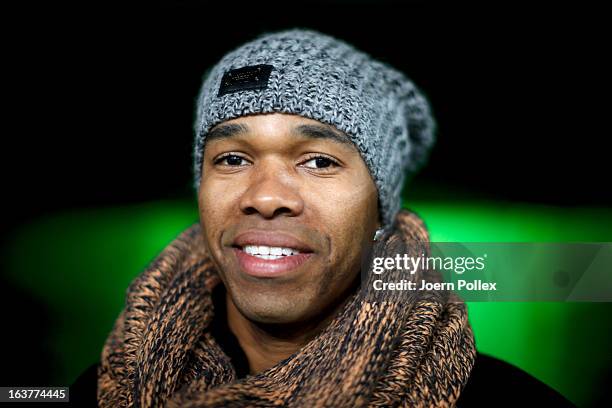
[457, 353, 575, 407]
[69, 362, 99, 407]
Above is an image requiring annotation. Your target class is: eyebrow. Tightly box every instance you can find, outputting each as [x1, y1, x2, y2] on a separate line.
[205, 122, 355, 148]
[293, 124, 355, 148]
[205, 123, 249, 143]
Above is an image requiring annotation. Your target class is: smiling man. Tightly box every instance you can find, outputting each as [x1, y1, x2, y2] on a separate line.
[77, 29, 574, 407]
[199, 113, 380, 376]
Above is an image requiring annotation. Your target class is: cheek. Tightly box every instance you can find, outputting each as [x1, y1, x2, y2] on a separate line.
[308, 175, 377, 225]
[198, 177, 246, 259]
[304, 176, 378, 266]
[198, 176, 244, 221]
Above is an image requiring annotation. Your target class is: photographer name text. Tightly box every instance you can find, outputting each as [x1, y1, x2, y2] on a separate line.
[373, 279, 497, 291]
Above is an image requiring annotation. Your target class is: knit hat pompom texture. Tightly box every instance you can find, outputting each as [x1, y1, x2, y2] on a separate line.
[194, 28, 435, 227]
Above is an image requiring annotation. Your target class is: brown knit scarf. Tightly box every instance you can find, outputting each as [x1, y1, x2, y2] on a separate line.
[98, 209, 476, 408]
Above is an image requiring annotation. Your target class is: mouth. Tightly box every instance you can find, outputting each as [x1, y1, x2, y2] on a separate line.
[231, 232, 315, 278]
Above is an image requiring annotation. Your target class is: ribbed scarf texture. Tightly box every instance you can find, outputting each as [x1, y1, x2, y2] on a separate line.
[98, 209, 477, 407]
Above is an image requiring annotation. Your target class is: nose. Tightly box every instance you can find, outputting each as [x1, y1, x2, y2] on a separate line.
[239, 161, 304, 219]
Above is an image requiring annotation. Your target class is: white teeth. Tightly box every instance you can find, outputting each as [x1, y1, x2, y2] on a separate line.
[253, 254, 283, 260]
[242, 245, 301, 258]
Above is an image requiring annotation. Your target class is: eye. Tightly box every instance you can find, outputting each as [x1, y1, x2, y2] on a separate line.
[214, 154, 249, 167]
[302, 155, 340, 169]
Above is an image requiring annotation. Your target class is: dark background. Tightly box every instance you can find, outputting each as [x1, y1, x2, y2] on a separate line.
[1, 0, 609, 394]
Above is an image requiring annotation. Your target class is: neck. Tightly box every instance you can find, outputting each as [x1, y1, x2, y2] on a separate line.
[225, 284, 356, 375]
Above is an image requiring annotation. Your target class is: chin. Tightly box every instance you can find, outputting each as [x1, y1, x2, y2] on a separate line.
[232, 290, 312, 325]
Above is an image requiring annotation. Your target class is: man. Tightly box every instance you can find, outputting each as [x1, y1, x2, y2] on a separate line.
[72, 29, 574, 407]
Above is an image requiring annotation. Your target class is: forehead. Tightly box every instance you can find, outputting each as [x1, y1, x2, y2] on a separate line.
[205, 113, 357, 151]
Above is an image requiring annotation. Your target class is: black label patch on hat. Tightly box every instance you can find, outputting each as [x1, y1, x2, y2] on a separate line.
[217, 64, 274, 97]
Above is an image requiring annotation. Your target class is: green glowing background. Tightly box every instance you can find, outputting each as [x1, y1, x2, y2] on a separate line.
[3, 199, 612, 406]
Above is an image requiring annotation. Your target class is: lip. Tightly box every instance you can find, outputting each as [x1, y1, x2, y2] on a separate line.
[233, 230, 314, 253]
[231, 230, 315, 278]
[233, 248, 313, 278]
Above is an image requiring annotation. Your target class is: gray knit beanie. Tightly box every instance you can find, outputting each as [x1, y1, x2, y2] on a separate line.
[194, 28, 435, 227]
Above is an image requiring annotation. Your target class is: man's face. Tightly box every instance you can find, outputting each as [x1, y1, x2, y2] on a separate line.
[198, 113, 379, 324]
